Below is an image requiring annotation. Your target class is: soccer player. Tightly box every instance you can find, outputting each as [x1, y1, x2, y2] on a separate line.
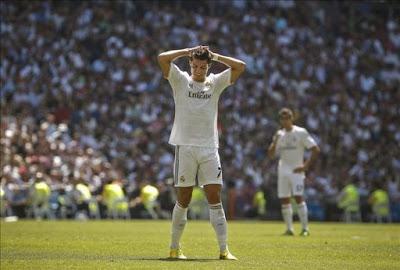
[158, 46, 246, 260]
[268, 108, 320, 236]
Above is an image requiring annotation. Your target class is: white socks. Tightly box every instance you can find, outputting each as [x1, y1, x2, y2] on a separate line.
[281, 204, 293, 231]
[170, 202, 229, 252]
[170, 203, 188, 249]
[209, 203, 227, 252]
[282, 202, 309, 231]
[297, 202, 309, 230]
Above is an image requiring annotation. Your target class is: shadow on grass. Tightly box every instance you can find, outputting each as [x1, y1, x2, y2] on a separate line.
[142, 258, 221, 262]
[103, 256, 224, 263]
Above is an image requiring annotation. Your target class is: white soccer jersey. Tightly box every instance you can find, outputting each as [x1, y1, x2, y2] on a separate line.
[276, 125, 317, 170]
[167, 63, 231, 148]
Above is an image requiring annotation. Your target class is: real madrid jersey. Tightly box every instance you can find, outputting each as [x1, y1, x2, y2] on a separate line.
[167, 63, 231, 148]
[276, 125, 317, 170]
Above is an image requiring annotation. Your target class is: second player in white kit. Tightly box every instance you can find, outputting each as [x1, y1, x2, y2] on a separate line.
[268, 108, 320, 236]
[276, 125, 317, 198]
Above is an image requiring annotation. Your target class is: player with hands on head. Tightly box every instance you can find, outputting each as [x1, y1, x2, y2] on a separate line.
[158, 45, 246, 259]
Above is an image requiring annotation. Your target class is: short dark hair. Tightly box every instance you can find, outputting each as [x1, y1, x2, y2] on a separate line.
[190, 48, 212, 64]
[278, 108, 293, 118]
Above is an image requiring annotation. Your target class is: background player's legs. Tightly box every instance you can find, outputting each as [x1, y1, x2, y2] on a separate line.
[292, 174, 308, 233]
[279, 175, 293, 233]
[295, 196, 309, 232]
[280, 197, 294, 233]
[204, 184, 228, 252]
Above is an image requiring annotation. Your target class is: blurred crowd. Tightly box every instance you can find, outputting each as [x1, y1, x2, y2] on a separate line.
[1, 1, 399, 221]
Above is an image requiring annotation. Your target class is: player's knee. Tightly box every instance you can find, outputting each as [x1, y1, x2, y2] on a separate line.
[294, 196, 304, 204]
[177, 194, 192, 208]
[205, 192, 221, 204]
[177, 197, 191, 208]
[178, 201, 190, 208]
[176, 187, 194, 208]
[204, 184, 222, 204]
[280, 198, 291, 205]
[207, 198, 220, 205]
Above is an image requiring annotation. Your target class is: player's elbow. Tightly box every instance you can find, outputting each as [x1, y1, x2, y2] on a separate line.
[231, 62, 246, 83]
[157, 54, 165, 64]
[157, 54, 170, 78]
[158, 52, 171, 64]
[237, 61, 246, 73]
[313, 146, 321, 155]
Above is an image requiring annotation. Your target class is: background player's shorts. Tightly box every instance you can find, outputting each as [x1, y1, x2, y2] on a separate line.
[173, 145, 223, 187]
[277, 169, 305, 198]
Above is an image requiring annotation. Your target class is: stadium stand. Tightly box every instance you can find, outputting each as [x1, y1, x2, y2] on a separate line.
[1, 1, 399, 221]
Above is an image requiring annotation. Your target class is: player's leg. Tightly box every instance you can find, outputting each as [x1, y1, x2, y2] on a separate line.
[294, 195, 309, 235]
[199, 148, 237, 260]
[169, 146, 196, 259]
[292, 174, 309, 236]
[203, 184, 237, 260]
[278, 173, 294, 235]
[203, 184, 226, 250]
[170, 187, 193, 252]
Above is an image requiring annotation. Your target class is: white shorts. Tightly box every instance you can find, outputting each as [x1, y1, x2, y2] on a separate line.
[173, 145, 223, 187]
[278, 169, 305, 198]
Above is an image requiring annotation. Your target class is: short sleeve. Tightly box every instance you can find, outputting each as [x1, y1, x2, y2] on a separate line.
[301, 129, 317, 149]
[168, 63, 185, 86]
[213, 68, 232, 95]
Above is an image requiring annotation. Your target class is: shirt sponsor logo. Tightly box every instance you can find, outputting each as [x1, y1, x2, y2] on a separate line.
[188, 91, 212, 99]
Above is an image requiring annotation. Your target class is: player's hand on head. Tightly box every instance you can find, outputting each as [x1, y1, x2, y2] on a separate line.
[187, 46, 200, 56]
[188, 45, 207, 55]
[208, 49, 215, 59]
[197, 45, 209, 51]
[197, 46, 210, 57]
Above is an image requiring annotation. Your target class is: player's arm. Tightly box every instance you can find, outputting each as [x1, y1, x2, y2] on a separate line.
[209, 50, 246, 84]
[157, 48, 190, 79]
[268, 131, 281, 159]
[293, 145, 320, 173]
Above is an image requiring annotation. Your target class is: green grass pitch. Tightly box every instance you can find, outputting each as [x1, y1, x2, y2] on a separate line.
[1, 220, 399, 269]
